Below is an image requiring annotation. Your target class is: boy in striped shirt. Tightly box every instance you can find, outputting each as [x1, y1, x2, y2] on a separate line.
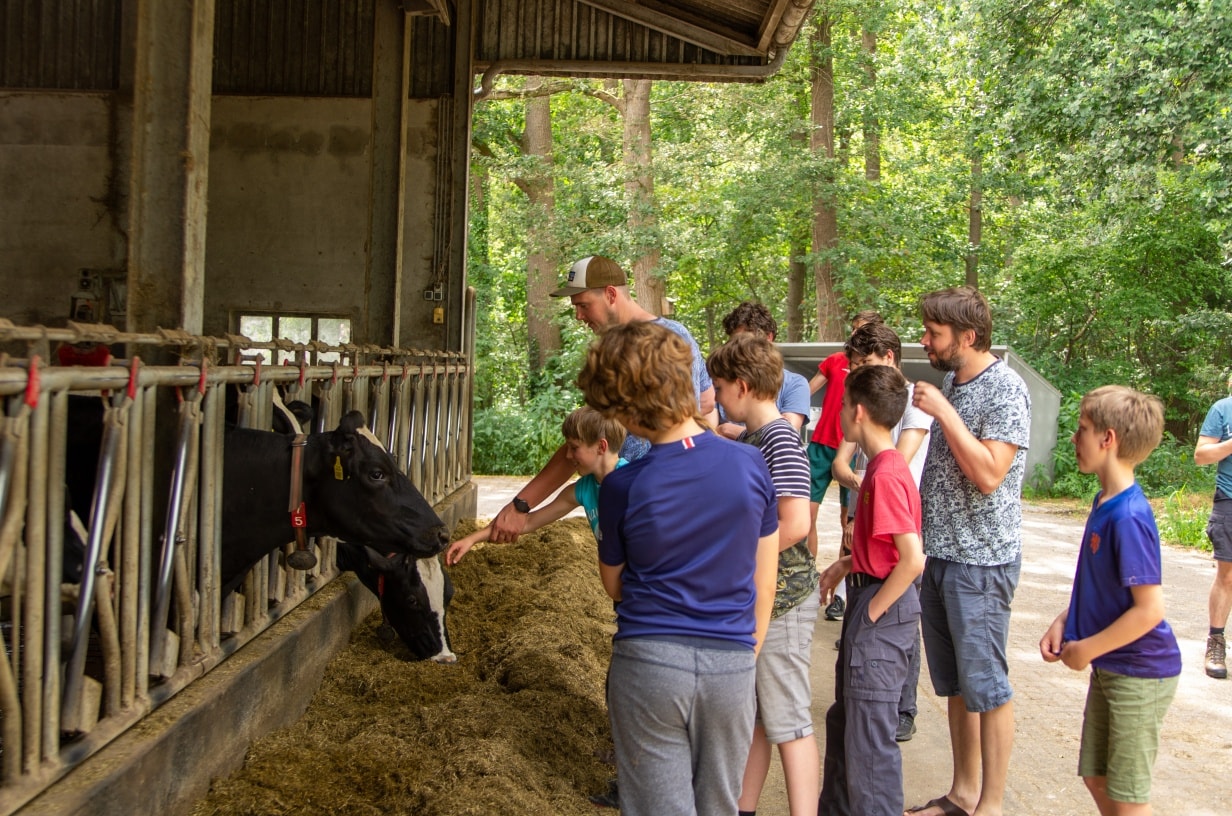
[709, 332, 819, 816]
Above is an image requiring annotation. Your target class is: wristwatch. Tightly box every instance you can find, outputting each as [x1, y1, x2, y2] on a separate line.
[511, 496, 531, 513]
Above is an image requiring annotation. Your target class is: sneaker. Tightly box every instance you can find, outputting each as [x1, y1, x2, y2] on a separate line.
[588, 778, 619, 808]
[895, 713, 917, 742]
[825, 596, 846, 621]
[1206, 634, 1228, 679]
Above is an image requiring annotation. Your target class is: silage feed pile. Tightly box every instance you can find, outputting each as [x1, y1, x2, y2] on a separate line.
[192, 517, 617, 816]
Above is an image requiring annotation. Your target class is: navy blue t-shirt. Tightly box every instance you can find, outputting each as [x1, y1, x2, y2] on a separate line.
[1063, 483, 1181, 678]
[597, 432, 778, 648]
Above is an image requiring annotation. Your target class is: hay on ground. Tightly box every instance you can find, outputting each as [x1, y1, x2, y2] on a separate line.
[192, 517, 616, 816]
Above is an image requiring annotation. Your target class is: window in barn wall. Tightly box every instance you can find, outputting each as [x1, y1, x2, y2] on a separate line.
[236, 313, 351, 365]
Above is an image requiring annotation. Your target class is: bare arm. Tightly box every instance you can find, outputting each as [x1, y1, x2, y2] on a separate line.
[895, 427, 927, 466]
[599, 561, 623, 602]
[1059, 584, 1166, 672]
[447, 486, 580, 565]
[698, 385, 716, 419]
[776, 495, 811, 552]
[716, 421, 746, 440]
[752, 530, 780, 657]
[1196, 435, 1232, 466]
[808, 372, 829, 396]
[866, 531, 925, 622]
[831, 439, 861, 492]
[783, 411, 805, 431]
[489, 445, 576, 542]
[912, 380, 1017, 495]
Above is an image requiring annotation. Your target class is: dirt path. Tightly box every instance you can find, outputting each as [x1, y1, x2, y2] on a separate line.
[476, 478, 1231, 816]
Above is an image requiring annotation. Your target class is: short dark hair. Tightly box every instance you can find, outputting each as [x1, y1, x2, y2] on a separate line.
[845, 323, 902, 368]
[920, 287, 992, 352]
[851, 309, 884, 330]
[707, 333, 784, 401]
[722, 301, 778, 338]
[844, 364, 908, 429]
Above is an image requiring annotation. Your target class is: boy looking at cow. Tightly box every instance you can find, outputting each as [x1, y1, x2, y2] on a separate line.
[579, 320, 780, 816]
[444, 406, 627, 564]
[1039, 386, 1181, 816]
[707, 333, 818, 816]
[831, 322, 932, 743]
[817, 364, 925, 816]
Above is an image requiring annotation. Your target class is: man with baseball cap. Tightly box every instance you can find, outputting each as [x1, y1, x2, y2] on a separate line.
[488, 255, 715, 543]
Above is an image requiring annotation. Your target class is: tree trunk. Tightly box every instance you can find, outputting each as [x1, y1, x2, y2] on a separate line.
[522, 77, 560, 370]
[787, 242, 807, 342]
[811, 17, 844, 340]
[862, 28, 880, 182]
[623, 79, 665, 315]
[966, 151, 982, 289]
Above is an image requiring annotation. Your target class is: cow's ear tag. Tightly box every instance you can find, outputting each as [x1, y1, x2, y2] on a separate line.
[334, 456, 345, 480]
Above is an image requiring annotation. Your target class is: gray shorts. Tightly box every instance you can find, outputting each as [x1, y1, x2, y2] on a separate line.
[920, 556, 1020, 713]
[1207, 495, 1232, 562]
[755, 588, 820, 744]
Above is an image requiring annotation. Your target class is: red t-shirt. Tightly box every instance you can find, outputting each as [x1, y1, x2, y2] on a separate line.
[851, 449, 922, 579]
[808, 351, 849, 448]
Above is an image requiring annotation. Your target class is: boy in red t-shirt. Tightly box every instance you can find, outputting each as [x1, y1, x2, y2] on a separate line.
[817, 363, 925, 816]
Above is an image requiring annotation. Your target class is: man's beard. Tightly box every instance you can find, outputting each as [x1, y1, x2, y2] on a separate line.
[928, 341, 963, 372]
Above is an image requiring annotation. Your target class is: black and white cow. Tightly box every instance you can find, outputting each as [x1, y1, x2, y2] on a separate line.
[337, 544, 456, 663]
[61, 398, 455, 659]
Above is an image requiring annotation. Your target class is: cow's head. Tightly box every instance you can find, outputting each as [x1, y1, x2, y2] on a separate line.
[341, 544, 456, 663]
[306, 411, 449, 558]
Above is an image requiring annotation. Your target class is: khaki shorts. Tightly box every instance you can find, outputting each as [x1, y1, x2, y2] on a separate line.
[1078, 668, 1178, 804]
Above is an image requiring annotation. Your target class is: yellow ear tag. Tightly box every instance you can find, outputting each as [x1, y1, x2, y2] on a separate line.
[334, 456, 344, 480]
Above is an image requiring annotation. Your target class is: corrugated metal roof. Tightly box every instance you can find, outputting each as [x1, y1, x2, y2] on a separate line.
[474, 0, 817, 81]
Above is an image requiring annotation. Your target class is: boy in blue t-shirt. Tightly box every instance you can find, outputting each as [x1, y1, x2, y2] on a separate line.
[444, 406, 626, 564]
[1040, 385, 1181, 814]
[580, 320, 780, 816]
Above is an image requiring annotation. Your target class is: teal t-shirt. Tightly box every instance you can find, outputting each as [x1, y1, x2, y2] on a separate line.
[574, 458, 628, 539]
[1200, 396, 1232, 498]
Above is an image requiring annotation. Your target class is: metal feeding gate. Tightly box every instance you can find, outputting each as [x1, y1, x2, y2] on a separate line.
[0, 321, 473, 813]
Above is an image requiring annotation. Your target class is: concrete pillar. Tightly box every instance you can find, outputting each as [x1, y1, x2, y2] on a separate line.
[123, 0, 215, 336]
[445, 0, 475, 353]
[368, 4, 409, 347]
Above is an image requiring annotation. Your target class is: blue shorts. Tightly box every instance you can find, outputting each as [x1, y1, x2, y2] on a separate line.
[1207, 494, 1232, 562]
[920, 556, 1020, 713]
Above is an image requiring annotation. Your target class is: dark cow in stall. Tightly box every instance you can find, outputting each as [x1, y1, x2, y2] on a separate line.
[64, 397, 456, 662]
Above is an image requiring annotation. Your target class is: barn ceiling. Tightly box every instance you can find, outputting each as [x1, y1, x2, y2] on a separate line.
[473, 0, 818, 82]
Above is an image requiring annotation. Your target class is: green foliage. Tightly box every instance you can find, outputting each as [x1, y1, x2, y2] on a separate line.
[471, 376, 583, 475]
[1156, 487, 1214, 551]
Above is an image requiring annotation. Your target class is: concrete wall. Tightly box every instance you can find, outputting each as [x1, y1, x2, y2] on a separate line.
[205, 97, 375, 338]
[0, 93, 124, 326]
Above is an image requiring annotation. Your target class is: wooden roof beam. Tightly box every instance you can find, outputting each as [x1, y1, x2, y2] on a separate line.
[578, 0, 764, 58]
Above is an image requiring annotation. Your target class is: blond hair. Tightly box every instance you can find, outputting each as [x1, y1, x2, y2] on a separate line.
[561, 406, 627, 450]
[1080, 385, 1164, 465]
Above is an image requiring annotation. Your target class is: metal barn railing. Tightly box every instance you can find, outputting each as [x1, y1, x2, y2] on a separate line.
[0, 317, 474, 813]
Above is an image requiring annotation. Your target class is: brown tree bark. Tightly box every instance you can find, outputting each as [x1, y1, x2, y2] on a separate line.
[812, 17, 845, 340]
[966, 151, 982, 289]
[862, 28, 880, 182]
[622, 79, 665, 316]
[787, 242, 807, 342]
[521, 77, 561, 370]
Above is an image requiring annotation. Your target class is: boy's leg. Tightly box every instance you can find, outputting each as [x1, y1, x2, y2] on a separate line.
[608, 639, 754, 816]
[897, 579, 924, 740]
[1086, 669, 1178, 809]
[738, 723, 772, 811]
[819, 612, 852, 816]
[755, 592, 820, 815]
[689, 646, 759, 816]
[842, 583, 915, 816]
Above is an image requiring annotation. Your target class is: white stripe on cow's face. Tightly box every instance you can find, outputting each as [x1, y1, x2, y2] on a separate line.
[356, 426, 385, 452]
[416, 556, 457, 663]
